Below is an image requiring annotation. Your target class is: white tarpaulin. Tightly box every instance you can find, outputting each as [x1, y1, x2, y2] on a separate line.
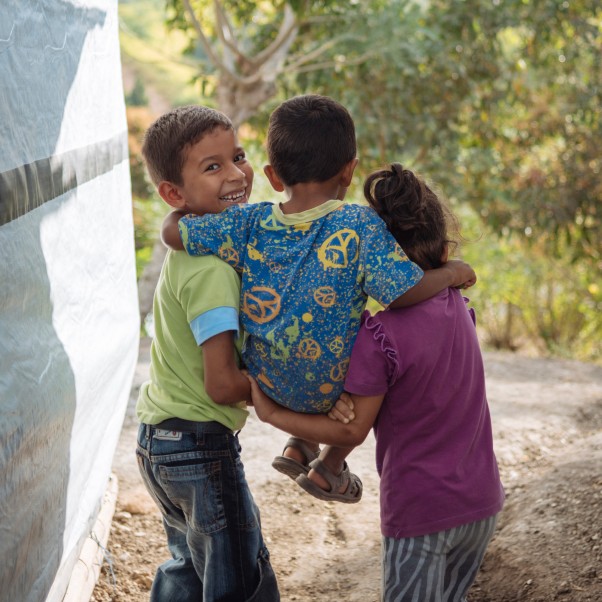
[0, 1, 139, 601]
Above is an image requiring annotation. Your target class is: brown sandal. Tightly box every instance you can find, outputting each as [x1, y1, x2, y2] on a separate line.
[271, 437, 320, 481]
[296, 459, 363, 504]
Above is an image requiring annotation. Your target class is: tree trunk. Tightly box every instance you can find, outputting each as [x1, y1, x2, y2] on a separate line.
[216, 75, 277, 128]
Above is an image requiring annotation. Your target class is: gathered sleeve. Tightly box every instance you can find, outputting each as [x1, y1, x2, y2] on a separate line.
[344, 311, 399, 396]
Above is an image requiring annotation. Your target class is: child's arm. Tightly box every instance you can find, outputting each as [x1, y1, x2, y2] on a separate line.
[161, 210, 187, 250]
[161, 206, 249, 275]
[389, 259, 476, 309]
[362, 212, 475, 311]
[247, 376, 383, 447]
[203, 332, 251, 405]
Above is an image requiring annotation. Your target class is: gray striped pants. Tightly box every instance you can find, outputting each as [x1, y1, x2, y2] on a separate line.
[381, 515, 498, 602]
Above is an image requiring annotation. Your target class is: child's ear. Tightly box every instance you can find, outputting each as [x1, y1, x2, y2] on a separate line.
[263, 165, 285, 192]
[158, 181, 187, 210]
[441, 243, 449, 263]
[340, 158, 359, 187]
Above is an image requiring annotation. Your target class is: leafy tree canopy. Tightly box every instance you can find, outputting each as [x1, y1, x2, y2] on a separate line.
[293, 0, 601, 265]
[162, 0, 600, 264]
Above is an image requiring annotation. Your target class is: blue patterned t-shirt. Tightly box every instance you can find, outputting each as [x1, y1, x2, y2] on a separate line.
[179, 200, 423, 413]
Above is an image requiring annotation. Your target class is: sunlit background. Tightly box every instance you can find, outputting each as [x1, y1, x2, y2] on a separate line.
[122, 0, 601, 363]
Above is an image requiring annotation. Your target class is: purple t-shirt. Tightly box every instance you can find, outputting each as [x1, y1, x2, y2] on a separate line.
[345, 288, 505, 539]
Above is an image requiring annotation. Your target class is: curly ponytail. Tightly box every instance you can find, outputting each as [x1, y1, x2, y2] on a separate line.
[363, 163, 457, 270]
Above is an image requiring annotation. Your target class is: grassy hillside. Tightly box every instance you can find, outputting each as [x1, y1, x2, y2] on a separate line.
[119, 0, 204, 108]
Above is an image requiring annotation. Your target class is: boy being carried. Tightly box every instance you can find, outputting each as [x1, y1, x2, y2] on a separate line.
[136, 105, 279, 602]
[248, 164, 504, 601]
[163, 95, 475, 503]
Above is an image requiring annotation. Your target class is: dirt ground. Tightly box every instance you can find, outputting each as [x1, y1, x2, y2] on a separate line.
[91, 338, 602, 602]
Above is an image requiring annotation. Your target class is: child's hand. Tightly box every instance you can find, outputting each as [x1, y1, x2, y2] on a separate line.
[444, 259, 477, 289]
[245, 374, 279, 422]
[328, 392, 355, 424]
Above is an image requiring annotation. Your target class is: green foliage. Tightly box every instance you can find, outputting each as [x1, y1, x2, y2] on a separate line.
[293, 0, 601, 269]
[123, 0, 601, 361]
[119, 0, 202, 107]
[460, 206, 601, 362]
[286, 0, 601, 361]
[452, 0, 602, 267]
[126, 106, 170, 277]
[132, 195, 168, 279]
[127, 107, 156, 200]
[126, 77, 149, 106]
[165, 0, 289, 59]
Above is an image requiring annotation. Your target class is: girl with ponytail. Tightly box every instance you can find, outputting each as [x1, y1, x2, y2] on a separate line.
[344, 163, 504, 601]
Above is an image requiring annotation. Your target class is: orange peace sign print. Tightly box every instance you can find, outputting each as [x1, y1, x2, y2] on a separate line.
[298, 338, 322, 360]
[317, 229, 360, 269]
[313, 399, 334, 413]
[328, 336, 344, 357]
[267, 260, 282, 274]
[313, 286, 337, 308]
[330, 359, 349, 382]
[242, 286, 281, 324]
[218, 245, 240, 267]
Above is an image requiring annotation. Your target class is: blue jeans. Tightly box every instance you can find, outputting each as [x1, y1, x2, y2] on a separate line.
[136, 421, 280, 602]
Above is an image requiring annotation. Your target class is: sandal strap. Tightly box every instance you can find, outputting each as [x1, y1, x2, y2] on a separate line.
[283, 437, 320, 465]
[344, 469, 362, 498]
[308, 459, 352, 493]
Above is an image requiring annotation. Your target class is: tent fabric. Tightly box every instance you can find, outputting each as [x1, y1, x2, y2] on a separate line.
[0, 2, 139, 601]
[0, 133, 129, 226]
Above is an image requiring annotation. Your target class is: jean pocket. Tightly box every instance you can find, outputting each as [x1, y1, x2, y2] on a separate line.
[159, 460, 227, 534]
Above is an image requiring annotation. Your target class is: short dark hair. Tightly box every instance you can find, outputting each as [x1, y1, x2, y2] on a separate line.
[363, 163, 458, 270]
[142, 105, 233, 186]
[267, 94, 357, 186]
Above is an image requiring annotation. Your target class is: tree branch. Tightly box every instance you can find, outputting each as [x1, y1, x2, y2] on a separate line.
[252, 4, 299, 67]
[182, 0, 231, 75]
[213, 0, 249, 70]
[179, 2, 370, 94]
[183, 1, 296, 87]
[283, 33, 359, 72]
[286, 50, 377, 75]
[213, 0, 237, 45]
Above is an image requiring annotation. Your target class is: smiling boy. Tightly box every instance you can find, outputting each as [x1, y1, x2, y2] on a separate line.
[135, 105, 279, 602]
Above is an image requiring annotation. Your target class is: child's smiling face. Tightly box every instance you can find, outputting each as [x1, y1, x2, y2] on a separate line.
[177, 126, 254, 215]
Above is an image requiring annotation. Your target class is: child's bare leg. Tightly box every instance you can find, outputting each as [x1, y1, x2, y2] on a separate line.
[309, 445, 354, 493]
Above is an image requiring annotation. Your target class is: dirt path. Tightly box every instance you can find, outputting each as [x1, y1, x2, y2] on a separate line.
[92, 339, 602, 602]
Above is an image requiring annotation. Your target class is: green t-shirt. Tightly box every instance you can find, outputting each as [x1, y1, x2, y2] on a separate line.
[136, 250, 248, 430]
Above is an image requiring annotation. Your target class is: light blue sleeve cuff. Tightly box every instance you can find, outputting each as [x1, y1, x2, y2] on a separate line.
[190, 307, 240, 346]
